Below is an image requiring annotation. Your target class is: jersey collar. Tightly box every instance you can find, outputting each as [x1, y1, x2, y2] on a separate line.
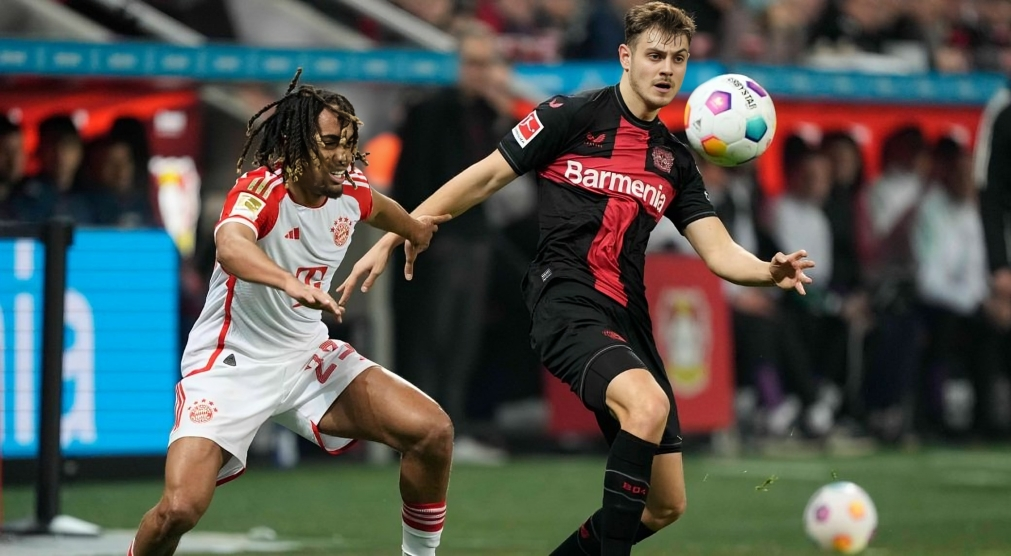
[612, 84, 659, 130]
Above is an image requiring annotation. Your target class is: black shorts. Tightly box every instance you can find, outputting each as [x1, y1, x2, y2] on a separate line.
[529, 280, 682, 453]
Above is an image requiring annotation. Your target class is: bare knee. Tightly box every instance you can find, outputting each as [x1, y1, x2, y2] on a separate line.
[606, 370, 671, 441]
[620, 392, 670, 440]
[642, 497, 687, 530]
[405, 408, 454, 463]
[152, 494, 207, 537]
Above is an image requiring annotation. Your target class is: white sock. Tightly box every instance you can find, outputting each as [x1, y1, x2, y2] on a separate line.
[401, 501, 446, 556]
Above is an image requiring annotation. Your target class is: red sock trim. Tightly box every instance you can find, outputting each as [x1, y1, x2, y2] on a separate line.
[402, 501, 447, 533]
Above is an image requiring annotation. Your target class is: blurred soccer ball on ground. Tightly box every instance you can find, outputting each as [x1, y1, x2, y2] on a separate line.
[803, 481, 878, 554]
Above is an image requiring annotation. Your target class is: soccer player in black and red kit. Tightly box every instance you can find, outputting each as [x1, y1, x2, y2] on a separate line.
[340, 2, 815, 554]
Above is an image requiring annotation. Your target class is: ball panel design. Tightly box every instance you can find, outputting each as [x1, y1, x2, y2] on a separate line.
[712, 112, 746, 143]
[705, 91, 732, 114]
[747, 80, 768, 97]
[832, 535, 852, 552]
[701, 136, 727, 157]
[745, 117, 769, 142]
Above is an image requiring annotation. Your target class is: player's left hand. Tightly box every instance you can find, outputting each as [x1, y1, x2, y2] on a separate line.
[770, 250, 815, 295]
[335, 240, 395, 306]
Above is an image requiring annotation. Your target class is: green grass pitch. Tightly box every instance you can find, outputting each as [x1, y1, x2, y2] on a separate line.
[5, 448, 1011, 555]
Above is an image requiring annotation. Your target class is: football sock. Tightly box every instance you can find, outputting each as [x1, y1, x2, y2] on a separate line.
[549, 509, 603, 555]
[401, 501, 446, 556]
[550, 510, 659, 555]
[634, 522, 658, 544]
[601, 430, 656, 555]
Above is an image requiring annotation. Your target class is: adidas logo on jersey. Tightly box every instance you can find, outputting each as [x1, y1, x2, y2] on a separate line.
[284, 227, 301, 240]
[563, 160, 668, 212]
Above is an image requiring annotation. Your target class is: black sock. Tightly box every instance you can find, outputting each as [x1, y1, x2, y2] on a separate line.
[634, 522, 658, 544]
[600, 430, 656, 555]
[549, 509, 602, 555]
[550, 511, 658, 555]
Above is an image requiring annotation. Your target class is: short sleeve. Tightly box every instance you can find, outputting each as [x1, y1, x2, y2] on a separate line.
[216, 168, 284, 238]
[344, 168, 374, 221]
[497, 95, 578, 176]
[664, 156, 716, 233]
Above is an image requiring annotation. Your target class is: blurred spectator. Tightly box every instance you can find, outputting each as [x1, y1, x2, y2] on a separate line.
[674, 0, 738, 59]
[820, 130, 872, 415]
[806, 0, 928, 72]
[768, 136, 842, 436]
[10, 114, 95, 224]
[976, 77, 1011, 435]
[564, 0, 635, 60]
[697, 157, 797, 436]
[821, 130, 865, 296]
[394, 0, 457, 32]
[474, 0, 565, 62]
[857, 125, 930, 442]
[110, 116, 153, 196]
[391, 21, 517, 463]
[908, 0, 977, 73]
[83, 134, 157, 228]
[912, 137, 989, 434]
[975, 0, 1011, 73]
[0, 114, 25, 220]
[759, 0, 827, 64]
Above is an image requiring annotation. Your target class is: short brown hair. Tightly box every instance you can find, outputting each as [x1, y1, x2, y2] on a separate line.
[624, 2, 696, 49]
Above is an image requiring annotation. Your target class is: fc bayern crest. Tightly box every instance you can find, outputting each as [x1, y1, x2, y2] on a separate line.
[188, 398, 218, 423]
[330, 217, 351, 247]
[652, 146, 674, 173]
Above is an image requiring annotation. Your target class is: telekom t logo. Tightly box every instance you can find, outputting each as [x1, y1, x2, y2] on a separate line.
[295, 266, 328, 289]
[292, 266, 328, 308]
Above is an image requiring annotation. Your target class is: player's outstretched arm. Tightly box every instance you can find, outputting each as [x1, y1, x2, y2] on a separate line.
[368, 190, 452, 253]
[336, 150, 518, 305]
[216, 222, 343, 317]
[683, 216, 815, 295]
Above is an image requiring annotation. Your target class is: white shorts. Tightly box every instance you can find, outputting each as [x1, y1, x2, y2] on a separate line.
[170, 337, 378, 484]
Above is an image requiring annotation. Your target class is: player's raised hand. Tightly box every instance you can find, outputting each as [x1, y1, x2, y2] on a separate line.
[284, 279, 343, 321]
[404, 214, 452, 280]
[335, 241, 394, 306]
[770, 250, 815, 295]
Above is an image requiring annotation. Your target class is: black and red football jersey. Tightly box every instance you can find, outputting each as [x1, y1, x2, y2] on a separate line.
[498, 85, 716, 321]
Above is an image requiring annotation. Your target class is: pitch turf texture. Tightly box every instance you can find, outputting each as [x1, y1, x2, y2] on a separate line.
[5, 448, 1011, 555]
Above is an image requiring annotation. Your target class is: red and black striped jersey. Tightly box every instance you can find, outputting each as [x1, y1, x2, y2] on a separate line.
[498, 85, 715, 321]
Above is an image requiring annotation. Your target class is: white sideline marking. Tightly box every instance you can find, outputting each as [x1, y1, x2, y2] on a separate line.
[0, 529, 301, 555]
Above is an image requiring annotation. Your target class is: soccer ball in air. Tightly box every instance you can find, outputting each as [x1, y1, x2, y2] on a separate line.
[803, 481, 878, 554]
[683, 73, 776, 167]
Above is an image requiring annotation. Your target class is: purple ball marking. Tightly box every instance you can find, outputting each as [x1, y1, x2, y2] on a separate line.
[816, 505, 830, 522]
[747, 81, 768, 97]
[705, 91, 732, 114]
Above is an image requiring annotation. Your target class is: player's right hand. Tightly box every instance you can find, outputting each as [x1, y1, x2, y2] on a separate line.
[284, 279, 343, 321]
[405, 214, 452, 280]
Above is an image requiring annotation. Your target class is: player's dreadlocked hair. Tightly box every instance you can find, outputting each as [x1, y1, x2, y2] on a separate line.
[236, 68, 368, 186]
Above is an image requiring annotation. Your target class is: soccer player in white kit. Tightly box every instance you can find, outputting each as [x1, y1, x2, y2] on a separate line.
[129, 71, 454, 556]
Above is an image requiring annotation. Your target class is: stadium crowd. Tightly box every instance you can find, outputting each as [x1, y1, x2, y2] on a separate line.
[365, 0, 1011, 73]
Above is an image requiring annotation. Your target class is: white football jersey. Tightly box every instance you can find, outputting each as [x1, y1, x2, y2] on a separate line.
[182, 166, 373, 372]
